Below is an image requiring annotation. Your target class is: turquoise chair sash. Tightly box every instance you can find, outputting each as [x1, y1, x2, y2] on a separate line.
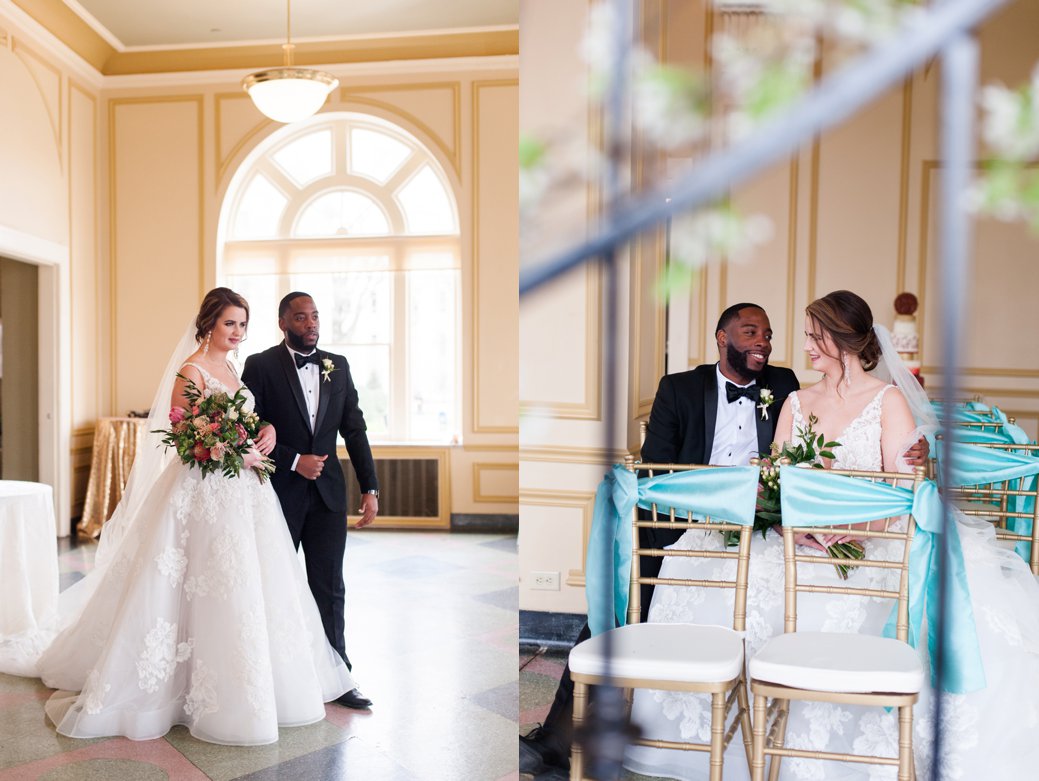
[939, 439, 1039, 563]
[585, 464, 759, 636]
[990, 407, 1032, 445]
[779, 465, 985, 694]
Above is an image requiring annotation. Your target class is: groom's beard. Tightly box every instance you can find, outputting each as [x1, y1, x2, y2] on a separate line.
[286, 330, 319, 353]
[727, 342, 766, 382]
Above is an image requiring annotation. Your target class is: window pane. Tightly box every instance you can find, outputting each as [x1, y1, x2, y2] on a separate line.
[408, 270, 458, 441]
[396, 165, 457, 235]
[295, 190, 390, 237]
[233, 174, 287, 239]
[225, 274, 283, 360]
[324, 343, 390, 439]
[350, 127, 411, 184]
[272, 129, 333, 187]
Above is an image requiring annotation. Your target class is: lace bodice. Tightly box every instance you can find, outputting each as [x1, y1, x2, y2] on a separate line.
[790, 385, 893, 471]
[181, 361, 252, 404]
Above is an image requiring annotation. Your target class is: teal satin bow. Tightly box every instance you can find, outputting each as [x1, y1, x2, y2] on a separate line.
[939, 439, 1039, 565]
[779, 465, 985, 694]
[990, 407, 1032, 446]
[585, 464, 759, 636]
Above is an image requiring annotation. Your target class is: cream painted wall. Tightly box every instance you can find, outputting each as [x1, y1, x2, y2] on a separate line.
[0, 8, 101, 526]
[101, 62, 518, 523]
[0, 1, 516, 526]
[519, 0, 1039, 617]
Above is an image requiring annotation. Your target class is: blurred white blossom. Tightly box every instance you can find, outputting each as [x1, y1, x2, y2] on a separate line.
[669, 207, 774, 267]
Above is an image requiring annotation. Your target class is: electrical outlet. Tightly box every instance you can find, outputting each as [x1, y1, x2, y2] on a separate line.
[531, 570, 560, 590]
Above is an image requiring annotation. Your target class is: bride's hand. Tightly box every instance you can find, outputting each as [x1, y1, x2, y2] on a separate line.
[903, 435, 930, 466]
[795, 533, 830, 552]
[242, 447, 263, 469]
[254, 424, 276, 455]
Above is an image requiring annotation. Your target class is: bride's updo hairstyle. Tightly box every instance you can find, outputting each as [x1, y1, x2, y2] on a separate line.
[805, 290, 881, 372]
[194, 287, 250, 343]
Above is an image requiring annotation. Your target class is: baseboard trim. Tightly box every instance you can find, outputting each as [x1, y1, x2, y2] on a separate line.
[519, 609, 586, 650]
[450, 513, 518, 533]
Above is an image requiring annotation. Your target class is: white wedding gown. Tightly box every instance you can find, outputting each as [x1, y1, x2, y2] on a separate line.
[625, 386, 1039, 780]
[3, 364, 353, 745]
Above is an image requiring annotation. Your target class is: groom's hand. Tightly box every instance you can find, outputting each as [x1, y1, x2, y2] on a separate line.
[295, 454, 327, 479]
[254, 424, 276, 455]
[356, 493, 378, 528]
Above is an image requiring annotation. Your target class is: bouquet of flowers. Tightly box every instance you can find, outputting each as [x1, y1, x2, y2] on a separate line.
[728, 413, 864, 579]
[155, 374, 276, 482]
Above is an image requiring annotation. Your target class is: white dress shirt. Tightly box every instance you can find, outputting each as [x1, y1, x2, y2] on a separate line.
[708, 364, 759, 466]
[286, 345, 321, 471]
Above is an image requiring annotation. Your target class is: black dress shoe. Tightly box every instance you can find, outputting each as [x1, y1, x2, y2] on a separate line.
[335, 688, 373, 709]
[519, 725, 569, 775]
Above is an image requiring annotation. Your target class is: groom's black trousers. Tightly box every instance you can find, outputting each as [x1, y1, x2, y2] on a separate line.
[283, 480, 351, 671]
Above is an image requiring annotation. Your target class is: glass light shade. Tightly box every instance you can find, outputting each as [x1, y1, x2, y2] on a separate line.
[242, 68, 339, 124]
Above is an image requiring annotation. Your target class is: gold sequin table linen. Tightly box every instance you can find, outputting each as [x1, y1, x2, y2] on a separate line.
[77, 417, 149, 539]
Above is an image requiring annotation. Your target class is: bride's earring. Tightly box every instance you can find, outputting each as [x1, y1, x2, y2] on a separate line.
[841, 352, 851, 387]
[203, 331, 211, 357]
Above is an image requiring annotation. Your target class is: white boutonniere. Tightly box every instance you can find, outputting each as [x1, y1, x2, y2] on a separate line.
[321, 357, 337, 383]
[757, 388, 774, 420]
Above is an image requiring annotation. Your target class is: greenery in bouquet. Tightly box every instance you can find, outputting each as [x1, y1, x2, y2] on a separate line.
[155, 374, 275, 482]
[728, 413, 864, 579]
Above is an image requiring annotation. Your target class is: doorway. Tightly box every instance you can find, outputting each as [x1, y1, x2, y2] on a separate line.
[0, 257, 39, 480]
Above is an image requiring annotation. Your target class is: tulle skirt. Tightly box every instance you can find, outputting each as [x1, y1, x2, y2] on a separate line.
[624, 513, 1039, 780]
[26, 462, 351, 745]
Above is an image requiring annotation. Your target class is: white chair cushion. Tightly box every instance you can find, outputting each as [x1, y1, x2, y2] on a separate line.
[569, 623, 744, 683]
[749, 631, 924, 694]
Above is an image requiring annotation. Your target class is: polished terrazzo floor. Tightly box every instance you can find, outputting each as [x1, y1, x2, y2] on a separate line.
[0, 531, 518, 781]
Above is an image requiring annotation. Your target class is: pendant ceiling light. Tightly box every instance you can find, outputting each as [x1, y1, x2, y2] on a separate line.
[242, 0, 339, 124]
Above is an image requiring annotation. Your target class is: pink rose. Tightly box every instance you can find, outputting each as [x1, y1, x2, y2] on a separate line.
[169, 407, 186, 424]
[191, 406, 200, 416]
[193, 443, 210, 462]
[210, 442, 226, 461]
[210, 422, 221, 433]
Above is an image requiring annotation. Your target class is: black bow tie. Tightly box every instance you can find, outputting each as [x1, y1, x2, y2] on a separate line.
[294, 352, 320, 370]
[725, 381, 759, 404]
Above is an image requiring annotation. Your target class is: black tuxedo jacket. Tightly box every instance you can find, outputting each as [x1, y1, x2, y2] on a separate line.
[242, 343, 378, 515]
[641, 363, 800, 465]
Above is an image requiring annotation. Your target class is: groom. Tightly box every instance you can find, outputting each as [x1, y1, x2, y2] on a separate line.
[520, 302, 798, 779]
[243, 291, 379, 711]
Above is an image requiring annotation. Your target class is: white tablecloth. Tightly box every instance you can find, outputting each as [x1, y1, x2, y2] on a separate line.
[0, 481, 58, 637]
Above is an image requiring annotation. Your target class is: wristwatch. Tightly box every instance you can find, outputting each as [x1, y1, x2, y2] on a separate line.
[364, 489, 380, 498]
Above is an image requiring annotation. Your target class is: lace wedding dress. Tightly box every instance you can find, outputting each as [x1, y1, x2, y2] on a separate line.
[20, 363, 353, 745]
[625, 386, 1039, 780]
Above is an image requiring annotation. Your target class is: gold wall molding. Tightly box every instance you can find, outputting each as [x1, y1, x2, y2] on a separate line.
[471, 78, 519, 433]
[521, 488, 596, 587]
[895, 78, 913, 292]
[7, 7, 516, 77]
[917, 159, 1039, 379]
[11, 37, 63, 169]
[103, 30, 519, 77]
[472, 462, 519, 504]
[520, 444, 631, 464]
[67, 78, 98, 427]
[214, 92, 272, 189]
[9, 0, 114, 73]
[341, 82, 461, 175]
[519, 263, 604, 420]
[109, 95, 205, 412]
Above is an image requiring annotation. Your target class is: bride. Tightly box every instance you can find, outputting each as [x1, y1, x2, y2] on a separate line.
[625, 290, 1039, 780]
[0, 287, 353, 745]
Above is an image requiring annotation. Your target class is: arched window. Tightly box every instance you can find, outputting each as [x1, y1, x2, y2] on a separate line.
[219, 113, 461, 443]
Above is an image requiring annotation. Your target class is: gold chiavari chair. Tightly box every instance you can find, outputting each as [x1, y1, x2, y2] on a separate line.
[568, 458, 757, 781]
[941, 439, 1039, 575]
[749, 466, 926, 781]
